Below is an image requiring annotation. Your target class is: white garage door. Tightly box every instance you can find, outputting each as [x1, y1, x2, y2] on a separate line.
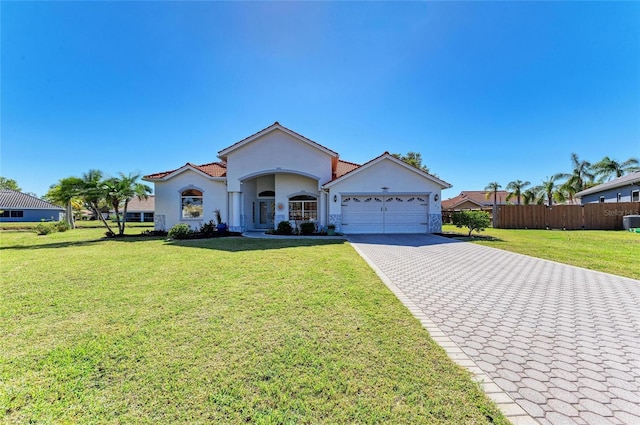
[341, 195, 428, 234]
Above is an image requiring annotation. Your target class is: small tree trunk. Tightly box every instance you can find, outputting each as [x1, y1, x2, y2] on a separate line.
[65, 202, 75, 228]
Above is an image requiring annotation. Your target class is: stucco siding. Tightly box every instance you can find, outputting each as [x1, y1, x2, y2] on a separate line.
[153, 169, 227, 230]
[225, 130, 333, 192]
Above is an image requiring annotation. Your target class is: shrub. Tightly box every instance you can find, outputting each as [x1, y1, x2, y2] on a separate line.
[55, 221, 70, 232]
[452, 210, 491, 236]
[276, 221, 293, 235]
[300, 221, 316, 235]
[34, 222, 56, 235]
[168, 223, 193, 239]
[200, 220, 216, 236]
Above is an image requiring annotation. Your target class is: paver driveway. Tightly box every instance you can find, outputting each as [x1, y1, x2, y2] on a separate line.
[348, 234, 640, 425]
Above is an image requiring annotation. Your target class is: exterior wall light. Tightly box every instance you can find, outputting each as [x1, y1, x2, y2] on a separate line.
[333, 194, 337, 202]
[435, 194, 439, 201]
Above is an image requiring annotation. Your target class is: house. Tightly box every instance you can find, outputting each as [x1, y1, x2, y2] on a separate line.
[576, 171, 640, 204]
[442, 190, 510, 210]
[123, 196, 155, 222]
[0, 190, 64, 222]
[143, 122, 451, 234]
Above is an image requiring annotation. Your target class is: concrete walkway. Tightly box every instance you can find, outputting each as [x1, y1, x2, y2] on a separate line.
[348, 234, 640, 425]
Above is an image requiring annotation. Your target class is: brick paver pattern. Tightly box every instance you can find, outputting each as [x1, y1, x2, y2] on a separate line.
[348, 234, 640, 425]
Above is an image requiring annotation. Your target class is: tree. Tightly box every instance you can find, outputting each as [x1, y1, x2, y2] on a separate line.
[44, 177, 84, 228]
[391, 152, 431, 173]
[81, 169, 117, 235]
[593, 156, 640, 181]
[484, 182, 502, 209]
[505, 180, 530, 205]
[452, 210, 491, 236]
[103, 173, 152, 236]
[0, 177, 21, 191]
[536, 176, 562, 206]
[559, 153, 594, 193]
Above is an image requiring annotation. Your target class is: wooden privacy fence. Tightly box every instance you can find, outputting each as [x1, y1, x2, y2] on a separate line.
[494, 203, 640, 230]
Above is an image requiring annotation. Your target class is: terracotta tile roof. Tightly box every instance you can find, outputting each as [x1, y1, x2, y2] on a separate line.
[125, 196, 155, 212]
[0, 190, 64, 210]
[218, 122, 339, 157]
[335, 159, 361, 178]
[442, 190, 510, 209]
[144, 162, 227, 180]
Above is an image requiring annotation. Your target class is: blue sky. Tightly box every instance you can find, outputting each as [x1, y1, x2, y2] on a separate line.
[2, 1, 639, 198]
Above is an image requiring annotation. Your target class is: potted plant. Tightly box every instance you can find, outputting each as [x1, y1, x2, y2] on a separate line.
[214, 209, 227, 234]
[327, 223, 336, 236]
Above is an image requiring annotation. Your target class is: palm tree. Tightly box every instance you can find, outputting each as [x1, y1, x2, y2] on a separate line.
[103, 173, 152, 236]
[593, 156, 640, 181]
[536, 176, 562, 206]
[522, 187, 543, 205]
[484, 182, 502, 209]
[80, 169, 117, 235]
[558, 153, 594, 193]
[505, 180, 530, 205]
[44, 177, 83, 228]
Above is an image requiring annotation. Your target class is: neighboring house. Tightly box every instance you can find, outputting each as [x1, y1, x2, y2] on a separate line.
[122, 196, 155, 222]
[442, 190, 510, 210]
[576, 171, 640, 204]
[0, 190, 64, 222]
[143, 122, 451, 234]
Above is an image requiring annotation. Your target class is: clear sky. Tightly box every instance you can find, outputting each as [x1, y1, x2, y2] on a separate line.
[2, 1, 639, 199]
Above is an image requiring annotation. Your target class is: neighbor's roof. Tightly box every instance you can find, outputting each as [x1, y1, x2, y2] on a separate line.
[575, 171, 640, 197]
[125, 195, 155, 212]
[0, 190, 65, 210]
[218, 122, 339, 159]
[442, 190, 510, 209]
[143, 162, 227, 180]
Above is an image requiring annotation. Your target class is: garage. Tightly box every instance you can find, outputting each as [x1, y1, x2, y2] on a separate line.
[341, 195, 429, 234]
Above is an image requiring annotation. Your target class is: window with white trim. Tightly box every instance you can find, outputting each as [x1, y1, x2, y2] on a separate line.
[181, 189, 203, 219]
[599, 196, 605, 203]
[288, 195, 317, 221]
[632, 190, 639, 202]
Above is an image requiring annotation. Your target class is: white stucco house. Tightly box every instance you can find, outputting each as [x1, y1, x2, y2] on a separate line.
[143, 122, 451, 234]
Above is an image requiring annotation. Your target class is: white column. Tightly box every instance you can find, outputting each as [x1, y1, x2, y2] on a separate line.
[231, 191, 241, 231]
[319, 191, 326, 227]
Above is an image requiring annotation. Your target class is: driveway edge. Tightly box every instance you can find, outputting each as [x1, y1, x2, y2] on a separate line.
[349, 242, 539, 425]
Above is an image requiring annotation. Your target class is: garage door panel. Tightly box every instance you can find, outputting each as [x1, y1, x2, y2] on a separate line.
[342, 195, 428, 234]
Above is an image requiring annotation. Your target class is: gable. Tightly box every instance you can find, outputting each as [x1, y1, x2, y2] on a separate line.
[223, 128, 335, 191]
[325, 155, 450, 193]
[218, 122, 338, 159]
[324, 153, 451, 190]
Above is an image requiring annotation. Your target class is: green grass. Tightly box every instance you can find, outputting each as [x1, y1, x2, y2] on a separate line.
[443, 224, 640, 280]
[0, 229, 508, 424]
[0, 221, 153, 230]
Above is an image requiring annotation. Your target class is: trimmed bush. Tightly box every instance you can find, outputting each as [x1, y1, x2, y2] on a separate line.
[300, 221, 316, 235]
[168, 223, 193, 239]
[452, 210, 491, 236]
[276, 221, 293, 235]
[34, 222, 56, 235]
[55, 221, 71, 232]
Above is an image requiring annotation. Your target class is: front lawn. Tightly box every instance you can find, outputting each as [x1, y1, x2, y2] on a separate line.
[1, 229, 507, 424]
[442, 224, 640, 280]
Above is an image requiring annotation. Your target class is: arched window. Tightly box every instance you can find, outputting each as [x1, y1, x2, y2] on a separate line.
[288, 195, 317, 221]
[181, 189, 203, 219]
[258, 190, 275, 197]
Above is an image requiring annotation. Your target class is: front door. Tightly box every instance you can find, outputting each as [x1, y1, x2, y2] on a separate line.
[257, 199, 275, 229]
